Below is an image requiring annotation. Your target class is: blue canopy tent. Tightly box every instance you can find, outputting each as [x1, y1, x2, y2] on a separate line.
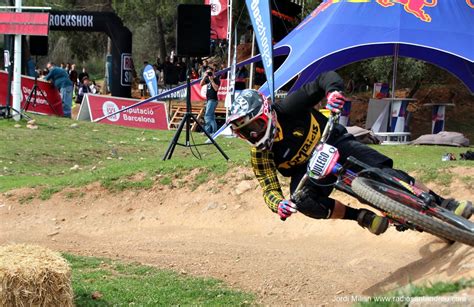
[96, 1, 473, 124]
[252, 0, 474, 96]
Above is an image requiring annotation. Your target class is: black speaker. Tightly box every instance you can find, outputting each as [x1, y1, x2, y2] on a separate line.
[29, 36, 49, 56]
[176, 4, 211, 57]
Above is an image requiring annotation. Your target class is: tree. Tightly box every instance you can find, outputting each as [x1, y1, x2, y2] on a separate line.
[113, 0, 200, 65]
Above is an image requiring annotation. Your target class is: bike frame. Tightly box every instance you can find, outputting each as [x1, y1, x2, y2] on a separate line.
[292, 112, 474, 233]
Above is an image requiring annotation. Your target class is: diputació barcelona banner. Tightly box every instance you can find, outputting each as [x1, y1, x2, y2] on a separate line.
[77, 94, 169, 130]
[0, 71, 63, 116]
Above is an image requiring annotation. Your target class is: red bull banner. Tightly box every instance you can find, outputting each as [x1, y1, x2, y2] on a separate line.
[205, 0, 228, 40]
[77, 94, 169, 130]
[373, 83, 389, 99]
[340, 100, 352, 127]
[0, 71, 63, 116]
[300, 0, 446, 26]
[389, 99, 414, 133]
[431, 104, 446, 134]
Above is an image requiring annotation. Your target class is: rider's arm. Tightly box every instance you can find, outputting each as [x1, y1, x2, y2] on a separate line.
[251, 147, 285, 212]
[276, 71, 344, 114]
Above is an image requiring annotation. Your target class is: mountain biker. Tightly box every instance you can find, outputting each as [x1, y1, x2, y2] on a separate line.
[227, 71, 472, 235]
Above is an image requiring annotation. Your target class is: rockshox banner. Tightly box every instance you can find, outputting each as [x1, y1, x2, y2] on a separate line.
[245, 0, 274, 103]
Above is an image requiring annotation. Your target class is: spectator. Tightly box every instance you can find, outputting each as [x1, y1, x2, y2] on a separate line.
[235, 65, 249, 90]
[139, 61, 149, 98]
[219, 63, 228, 79]
[76, 76, 91, 105]
[199, 65, 220, 134]
[156, 58, 164, 82]
[163, 57, 179, 89]
[89, 80, 100, 94]
[43, 62, 73, 118]
[200, 60, 209, 78]
[177, 58, 187, 83]
[69, 63, 78, 84]
[39, 68, 49, 78]
[190, 67, 199, 80]
[78, 67, 89, 85]
[192, 57, 200, 72]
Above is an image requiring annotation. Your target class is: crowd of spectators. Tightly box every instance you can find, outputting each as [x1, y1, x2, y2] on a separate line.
[37, 61, 101, 118]
[139, 56, 251, 92]
[38, 62, 101, 102]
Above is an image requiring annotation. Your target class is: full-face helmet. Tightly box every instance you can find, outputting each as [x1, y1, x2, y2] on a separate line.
[227, 89, 276, 150]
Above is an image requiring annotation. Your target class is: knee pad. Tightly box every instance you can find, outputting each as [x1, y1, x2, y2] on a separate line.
[295, 187, 334, 219]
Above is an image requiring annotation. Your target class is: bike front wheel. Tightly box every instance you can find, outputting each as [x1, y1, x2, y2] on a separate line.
[352, 177, 474, 246]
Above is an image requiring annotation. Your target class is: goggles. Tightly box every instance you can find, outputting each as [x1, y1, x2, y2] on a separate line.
[231, 112, 270, 145]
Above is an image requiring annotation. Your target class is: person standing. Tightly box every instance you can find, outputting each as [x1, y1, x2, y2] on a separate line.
[139, 61, 149, 98]
[78, 67, 89, 85]
[43, 62, 73, 118]
[199, 65, 220, 134]
[76, 76, 91, 105]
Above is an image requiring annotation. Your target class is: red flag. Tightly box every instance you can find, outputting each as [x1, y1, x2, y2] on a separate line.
[205, 0, 228, 40]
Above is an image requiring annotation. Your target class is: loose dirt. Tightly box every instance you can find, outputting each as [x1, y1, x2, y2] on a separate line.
[1, 168, 473, 305]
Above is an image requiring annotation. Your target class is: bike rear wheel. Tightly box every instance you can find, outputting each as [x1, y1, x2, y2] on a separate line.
[352, 177, 474, 246]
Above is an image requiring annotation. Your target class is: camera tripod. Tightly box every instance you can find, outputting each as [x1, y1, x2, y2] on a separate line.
[162, 57, 229, 161]
[23, 74, 60, 116]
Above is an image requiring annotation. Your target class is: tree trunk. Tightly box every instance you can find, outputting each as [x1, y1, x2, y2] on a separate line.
[156, 15, 167, 63]
[408, 79, 422, 98]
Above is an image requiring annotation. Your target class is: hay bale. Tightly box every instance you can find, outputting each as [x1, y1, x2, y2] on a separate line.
[0, 244, 73, 307]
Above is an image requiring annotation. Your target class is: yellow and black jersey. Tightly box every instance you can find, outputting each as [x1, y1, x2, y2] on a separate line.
[251, 71, 344, 212]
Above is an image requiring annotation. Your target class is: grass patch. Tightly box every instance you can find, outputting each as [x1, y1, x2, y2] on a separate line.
[65, 190, 85, 199]
[0, 115, 251, 195]
[192, 169, 211, 190]
[1, 115, 473, 196]
[359, 279, 474, 307]
[372, 145, 474, 184]
[39, 187, 61, 200]
[158, 176, 172, 186]
[18, 192, 36, 204]
[63, 253, 255, 306]
[101, 176, 154, 192]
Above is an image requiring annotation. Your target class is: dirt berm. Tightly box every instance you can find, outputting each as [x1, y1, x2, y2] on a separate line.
[1, 167, 473, 305]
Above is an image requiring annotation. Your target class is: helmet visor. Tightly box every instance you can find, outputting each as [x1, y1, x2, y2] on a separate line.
[233, 114, 269, 145]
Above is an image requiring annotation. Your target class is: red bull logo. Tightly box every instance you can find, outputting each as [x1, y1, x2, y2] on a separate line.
[296, 0, 340, 30]
[375, 0, 437, 22]
[295, 0, 474, 29]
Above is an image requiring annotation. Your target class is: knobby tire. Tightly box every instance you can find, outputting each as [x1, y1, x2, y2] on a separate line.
[351, 177, 474, 247]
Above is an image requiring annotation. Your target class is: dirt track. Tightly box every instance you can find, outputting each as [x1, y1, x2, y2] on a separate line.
[1, 168, 473, 305]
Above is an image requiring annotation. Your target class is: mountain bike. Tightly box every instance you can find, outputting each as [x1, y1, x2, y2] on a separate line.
[291, 112, 474, 246]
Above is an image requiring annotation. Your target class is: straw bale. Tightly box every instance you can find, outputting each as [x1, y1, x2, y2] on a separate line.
[0, 244, 73, 307]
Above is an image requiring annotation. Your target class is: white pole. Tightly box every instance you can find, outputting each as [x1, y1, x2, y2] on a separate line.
[226, 0, 233, 73]
[391, 43, 399, 99]
[248, 31, 256, 89]
[225, 0, 233, 118]
[12, 0, 22, 121]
